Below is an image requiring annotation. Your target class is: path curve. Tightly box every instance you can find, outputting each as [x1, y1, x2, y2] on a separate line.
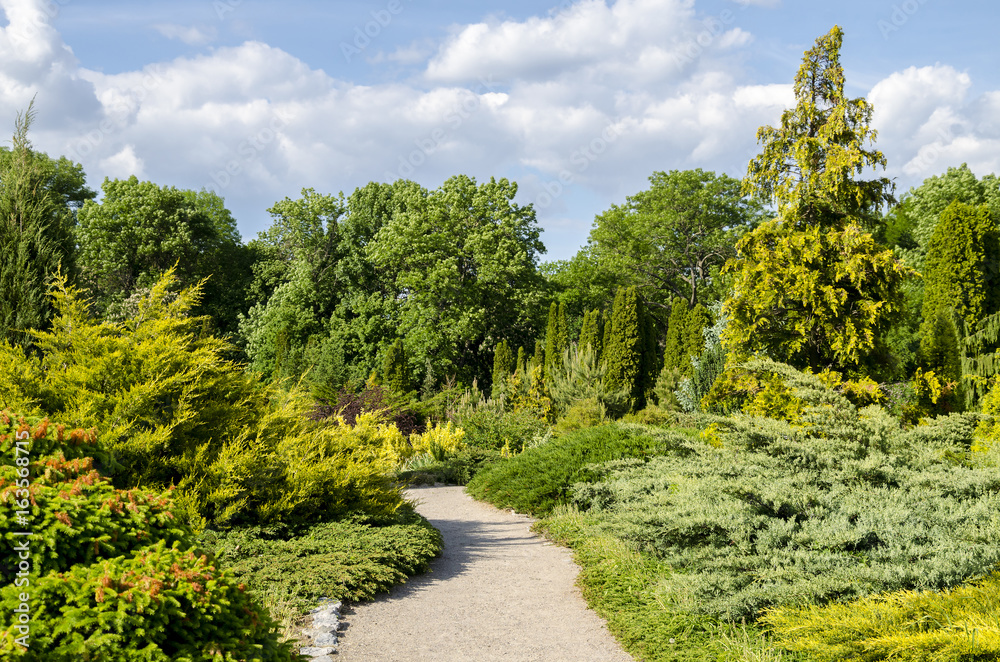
[334, 485, 634, 662]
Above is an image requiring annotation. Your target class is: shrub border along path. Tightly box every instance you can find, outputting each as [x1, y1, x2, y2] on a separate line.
[334, 485, 634, 662]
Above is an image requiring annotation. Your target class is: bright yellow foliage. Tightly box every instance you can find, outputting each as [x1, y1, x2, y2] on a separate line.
[764, 572, 1000, 661]
[409, 421, 466, 461]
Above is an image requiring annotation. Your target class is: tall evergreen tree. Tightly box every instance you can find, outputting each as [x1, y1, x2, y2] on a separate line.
[543, 303, 557, 378]
[515, 345, 526, 377]
[920, 307, 963, 385]
[491, 339, 515, 398]
[639, 306, 660, 402]
[663, 298, 689, 371]
[604, 286, 645, 412]
[382, 338, 410, 394]
[682, 303, 712, 374]
[0, 102, 78, 346]
[723, 26, 908, 376]
[920, 201, 999, 337]
[578, 309, 604, 361]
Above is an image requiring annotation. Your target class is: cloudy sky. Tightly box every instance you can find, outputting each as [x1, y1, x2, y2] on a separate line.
[3, 0, 998, 260]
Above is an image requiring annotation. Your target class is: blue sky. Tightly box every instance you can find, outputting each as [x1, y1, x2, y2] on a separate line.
[3, 0, 998, 260]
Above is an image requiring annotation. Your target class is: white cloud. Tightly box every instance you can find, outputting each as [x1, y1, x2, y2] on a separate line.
[154, 23, 217, 46]
[100, 144, 145, 179]
[868, 64, 1000, 184]
[4, 0, 999, 258]
[0, 0, 100, 129]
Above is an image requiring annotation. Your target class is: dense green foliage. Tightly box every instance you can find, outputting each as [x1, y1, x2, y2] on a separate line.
[577, 308, 604, 360]
[572, 362, 1000, 621]
[544, 302, 569, 380]
[466, 423, 686, 515]
[242, 177, 547, 392]
[382, 338, 411, 395]
[0, 415, 300, 662]
[0, 273, 405, 529]
[587, 169, 762, 308]
[604, 287, 658, 412]
[920, 201, 999, 336]
[200, 516, 442, 628]
[76, 177, 250, 335]
[0, 104, 94, 347]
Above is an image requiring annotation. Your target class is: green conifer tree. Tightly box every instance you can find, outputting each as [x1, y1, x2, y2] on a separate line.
[382, 338, 410, 394]
[920, 307, 963, 385]
[557, 301, 569, 353]
[0, 101, 70, 346]
[663, 298, 689, 371]
[920, 201, 1000, 337]
[579, 309, 604, 361]
[533, 339, 545, 376]
[491, 339, 515, 398]
[544, 302, 559, 379]
[604, 286, 645, 412]
[681, 304, 712, 374]
[722, 27, 908, 376]
[639, 306, 660, 403]
[515, 345, 526, 376]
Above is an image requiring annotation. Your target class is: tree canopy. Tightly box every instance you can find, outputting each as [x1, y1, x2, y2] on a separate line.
[76, 177, 249, 333]
[587, 169, 762, 309]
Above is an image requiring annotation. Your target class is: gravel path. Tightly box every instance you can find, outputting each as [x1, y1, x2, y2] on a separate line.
[334, 485, 635, 662]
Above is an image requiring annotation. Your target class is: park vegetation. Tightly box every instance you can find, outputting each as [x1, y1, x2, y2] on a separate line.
[2, 24, 1000, 662]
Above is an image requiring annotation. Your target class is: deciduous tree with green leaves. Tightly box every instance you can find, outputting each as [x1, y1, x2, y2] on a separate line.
[588, 169, 762, 309]
[76, 177, 249, 334]
[723, 26, 910, 375]
[370, 175, 547, 387]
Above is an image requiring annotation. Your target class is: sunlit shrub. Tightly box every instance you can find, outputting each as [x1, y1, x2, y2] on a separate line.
[0, 273, 406, 529]
[410, 421, 465, 461]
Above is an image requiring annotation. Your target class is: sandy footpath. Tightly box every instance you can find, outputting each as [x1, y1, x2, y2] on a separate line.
[334, 485, 634, 662]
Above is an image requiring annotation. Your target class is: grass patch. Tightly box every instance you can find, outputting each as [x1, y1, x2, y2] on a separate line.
[199, 510, 443, 632]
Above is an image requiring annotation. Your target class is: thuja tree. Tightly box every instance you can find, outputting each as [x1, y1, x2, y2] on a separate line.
[662, 298, 688, 372]
[577, 308, 603, 360]
[382, 338, 411, 394]
[723, 26, 909, 375]
[544, 301, 569, 379]
[919, 201, 999, 398]
[491, 339, 515, 398]
[604, 286, 658, 413]
[920, 201, 999, 337]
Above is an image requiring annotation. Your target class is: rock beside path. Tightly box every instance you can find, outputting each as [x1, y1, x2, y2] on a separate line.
[334, 485, 634, 662]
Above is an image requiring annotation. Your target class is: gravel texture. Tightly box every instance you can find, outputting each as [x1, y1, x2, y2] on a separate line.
[334, 485, 635, 662]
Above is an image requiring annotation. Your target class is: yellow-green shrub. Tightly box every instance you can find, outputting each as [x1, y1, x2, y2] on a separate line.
[0, 272, 405, 529]
[702, 364, 804, 421]
[974, 375, 1000, 452]
[410, 422, 465, 461]
[763, 572, 1000, 661]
